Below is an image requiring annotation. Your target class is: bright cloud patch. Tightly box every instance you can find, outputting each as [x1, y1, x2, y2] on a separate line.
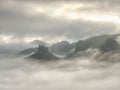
[2, 1, 120, 23]
[23, 2, 120, 23]
[0, 35, 16, 44]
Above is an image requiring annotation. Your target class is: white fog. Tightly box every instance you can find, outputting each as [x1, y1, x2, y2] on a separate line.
[0, 52, 120, 90]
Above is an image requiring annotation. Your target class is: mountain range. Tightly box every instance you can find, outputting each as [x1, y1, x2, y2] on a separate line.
[18, 34, 120, 61]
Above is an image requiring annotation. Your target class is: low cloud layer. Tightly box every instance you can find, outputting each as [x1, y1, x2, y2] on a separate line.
[0, 54, 120, 90]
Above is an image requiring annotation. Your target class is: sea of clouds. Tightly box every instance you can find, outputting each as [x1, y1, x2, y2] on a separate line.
[0, 50, 120, 90]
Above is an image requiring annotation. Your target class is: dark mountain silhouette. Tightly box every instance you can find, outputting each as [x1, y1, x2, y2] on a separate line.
[18, 40, 48, 56]
[18, 34, 120, 60]
[75, 34, 117, 52]
[19, 41, 75, 57]
[68, 34, 120, 57]
[100, 38, 120, 53]
[18, 48, 37, 56]
[28, 45, 58, 60]
[50, 41, 74, 56]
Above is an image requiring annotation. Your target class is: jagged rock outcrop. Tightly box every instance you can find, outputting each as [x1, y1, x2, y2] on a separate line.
[29, 45, 58, 60]
[18, 34, 120, 61]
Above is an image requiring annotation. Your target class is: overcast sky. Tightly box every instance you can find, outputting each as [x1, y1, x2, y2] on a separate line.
[0, 0, 120, 53]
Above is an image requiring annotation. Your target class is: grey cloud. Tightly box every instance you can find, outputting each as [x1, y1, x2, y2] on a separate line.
[0, 0, 119, 54]
[0, 11, 116, 40]
[0, 0, 117, 39]
[13, 0, 120, 6]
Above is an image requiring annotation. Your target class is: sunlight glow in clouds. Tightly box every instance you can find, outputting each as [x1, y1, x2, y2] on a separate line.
[23, 36, 42, 44]
[86, 15, 120, 23]
[2, 1, 120, 25]
[46, 36, 67, 44]
[0, 34, 68, 45]
[0, 35, 42, 44]
[63, 12, 120, 23]
[0, 35, 14, 44]
[27, 3, 120, 24]
[30, 3, 96, 16]
[1, 0, 120, 45]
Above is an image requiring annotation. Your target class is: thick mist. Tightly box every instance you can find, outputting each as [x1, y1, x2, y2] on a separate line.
[0, 50, 120, 90]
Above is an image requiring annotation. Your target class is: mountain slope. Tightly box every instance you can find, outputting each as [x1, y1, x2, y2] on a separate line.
[28, 45, 58, 60]
[50, 41, 74, 56]
[18, 34, 120, 61]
